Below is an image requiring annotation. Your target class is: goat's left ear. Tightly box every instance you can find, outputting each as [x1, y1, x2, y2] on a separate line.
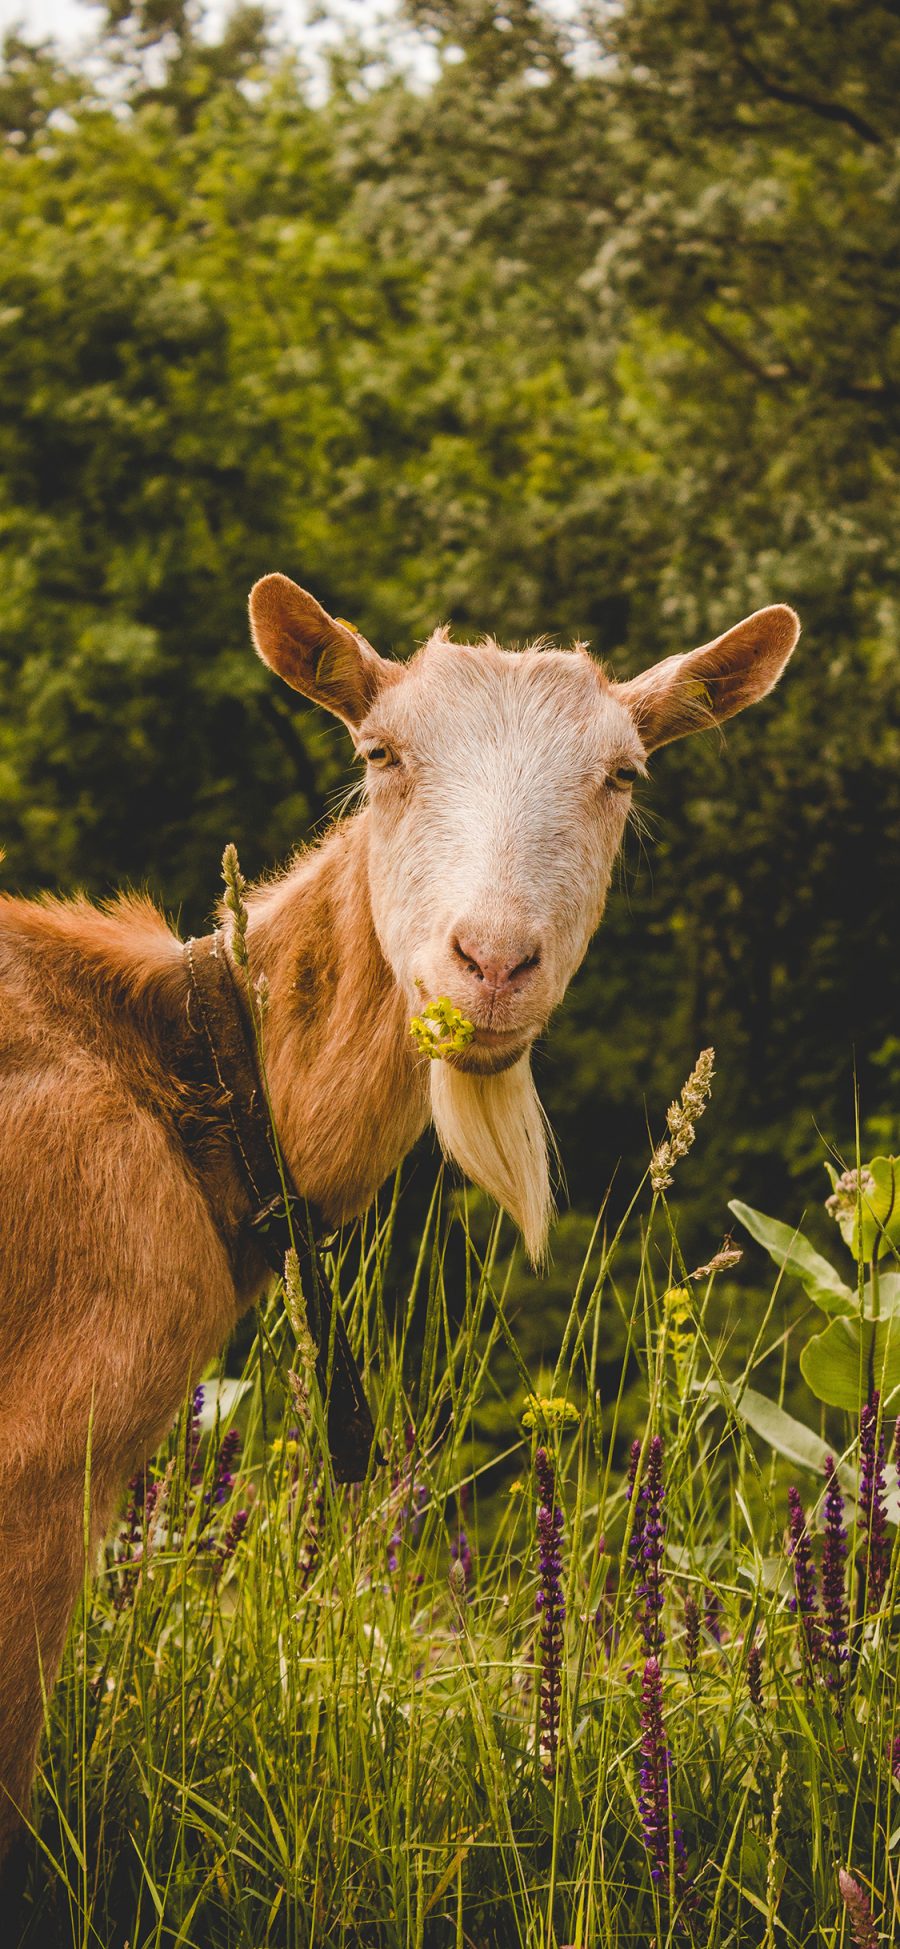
[249, 572, 392, 729]
[613, 604, 800, 754]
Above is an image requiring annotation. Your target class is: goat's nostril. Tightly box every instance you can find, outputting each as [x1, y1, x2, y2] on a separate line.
[452, 936, 485, 980]
[451, 934, 541, 992]
[511, 948, 540, 982]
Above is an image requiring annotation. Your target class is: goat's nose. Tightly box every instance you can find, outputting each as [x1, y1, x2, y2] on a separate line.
[452, 932, 541, 995]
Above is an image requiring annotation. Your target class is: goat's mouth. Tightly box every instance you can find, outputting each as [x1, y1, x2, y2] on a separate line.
[445, 1026, 532, 1076]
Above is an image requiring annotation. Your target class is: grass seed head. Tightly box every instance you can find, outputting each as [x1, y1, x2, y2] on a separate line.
[650, 1046, 715, 1193]
[221, 841, 250, 971]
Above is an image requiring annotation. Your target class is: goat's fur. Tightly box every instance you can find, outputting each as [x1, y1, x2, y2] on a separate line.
[0, 579, 799, 1857]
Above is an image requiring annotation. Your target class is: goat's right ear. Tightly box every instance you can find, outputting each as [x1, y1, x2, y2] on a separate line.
[249, 573, 390, 728]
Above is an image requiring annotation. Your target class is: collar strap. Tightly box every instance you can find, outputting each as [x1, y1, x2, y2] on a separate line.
[184, 929, 381, 1483]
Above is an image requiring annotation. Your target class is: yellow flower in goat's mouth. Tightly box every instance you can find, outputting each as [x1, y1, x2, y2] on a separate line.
[409, 997, 476, 1060]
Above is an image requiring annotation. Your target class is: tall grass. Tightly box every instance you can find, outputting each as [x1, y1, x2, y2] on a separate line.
[18, 1156, 900, 1948]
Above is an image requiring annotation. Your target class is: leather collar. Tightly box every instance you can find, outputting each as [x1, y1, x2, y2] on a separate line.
[184, 929, 381, 1483]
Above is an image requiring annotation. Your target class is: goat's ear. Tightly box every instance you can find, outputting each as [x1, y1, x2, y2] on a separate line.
[614, 605, 800, 754]
[249, 573, 390, 728]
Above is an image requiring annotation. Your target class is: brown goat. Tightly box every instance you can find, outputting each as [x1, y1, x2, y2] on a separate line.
[0, 575, 799, 1860]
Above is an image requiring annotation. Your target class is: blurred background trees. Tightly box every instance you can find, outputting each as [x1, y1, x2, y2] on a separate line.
[1, 0, 898, 1240]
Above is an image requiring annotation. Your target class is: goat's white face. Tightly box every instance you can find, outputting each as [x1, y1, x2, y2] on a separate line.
[357, 635, 643, 1073]
[249, 574, 800, 1260]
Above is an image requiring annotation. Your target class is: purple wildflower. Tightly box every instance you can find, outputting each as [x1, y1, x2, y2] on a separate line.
[194, 1425, 244, 1543]
[113, 1470, 147, 1612]
[704, 1586, 722, 1644]
[215, 1507, 249, 1576]
[787, 1486, 820, 1671]
[683, 1594, 700, 1678]
[186, 1384, 204, 1484]
[626, 1437, 644, 1575]
[638, 1656, 687, 1890]
[821, 1457, 849, 1699]
[859, 1394, 889, 1615]
[636, 1436, 666, 1656]
[535, 1446, 565, 1780]
[213, 1427, 241, 1505]
[889, 1732, 900, 1786]
[838, 1869, 880, 1948]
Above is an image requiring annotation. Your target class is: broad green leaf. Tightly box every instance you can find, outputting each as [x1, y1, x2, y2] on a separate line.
[800, 1312, 900, 1411]
[853, 1156, 900, 1263]
[728, 1201, 855, 1314]
[693, 1379, 855, 1490]
[728, 1383, 853, 1486]
[862, 1270, 900, 1319]
[665, 1540, 718, 1573]
[736, 1554, 789, 1594]
[739, 1830, 768, 1892]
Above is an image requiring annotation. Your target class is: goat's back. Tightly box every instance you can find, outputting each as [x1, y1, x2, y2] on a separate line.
[0, 895, 240, 1481]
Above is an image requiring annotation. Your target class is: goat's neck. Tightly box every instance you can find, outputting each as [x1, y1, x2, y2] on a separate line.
[244, 813, 429, 1223]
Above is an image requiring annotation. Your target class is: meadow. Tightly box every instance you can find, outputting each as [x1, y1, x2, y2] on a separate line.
[3, 1, 899, 1942]
[19, 1056, 900, 1947]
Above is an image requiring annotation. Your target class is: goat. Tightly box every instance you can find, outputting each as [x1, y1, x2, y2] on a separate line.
[0, 574, 799, 1859]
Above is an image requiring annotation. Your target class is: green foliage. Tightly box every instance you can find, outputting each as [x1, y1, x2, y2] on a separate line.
[0, 17, 417, 908]
[729, 1200, 855, 1316]
[800, 1310, 900, 1413]
[4, 0, 896, 1226]
[18, 1151, 900, 1947]
[732, 1154, 900, 1407]
[826, 1156, 900, 1264]
[714, 1381, 850, 1488]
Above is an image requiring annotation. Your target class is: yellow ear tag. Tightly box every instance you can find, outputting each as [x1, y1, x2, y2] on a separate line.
[335, 618, 359, 635]
[409, 997, 476, 1060]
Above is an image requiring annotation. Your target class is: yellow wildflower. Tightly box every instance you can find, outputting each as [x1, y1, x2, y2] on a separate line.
[521, 1394, 581, 1433]
[662, 1285, 693, 1327]
[662, 1285, 695, 1384]
[409, 997, 475, 1060]
[270, 1435, 300, 1461]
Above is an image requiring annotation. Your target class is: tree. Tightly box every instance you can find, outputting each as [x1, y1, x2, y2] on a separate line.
[1, 0, 897, 1233]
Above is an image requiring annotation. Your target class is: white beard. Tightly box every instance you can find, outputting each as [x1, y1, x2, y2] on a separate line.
[429, 1053, 554, 1264]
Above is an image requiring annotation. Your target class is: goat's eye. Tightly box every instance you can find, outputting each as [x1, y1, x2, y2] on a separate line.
[609, 762, 638, 791]
[364, 742, 399, 770]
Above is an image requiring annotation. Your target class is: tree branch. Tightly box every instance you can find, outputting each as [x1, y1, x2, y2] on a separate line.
[714, 4, 884, 146]
[699, 312, 791, 387]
